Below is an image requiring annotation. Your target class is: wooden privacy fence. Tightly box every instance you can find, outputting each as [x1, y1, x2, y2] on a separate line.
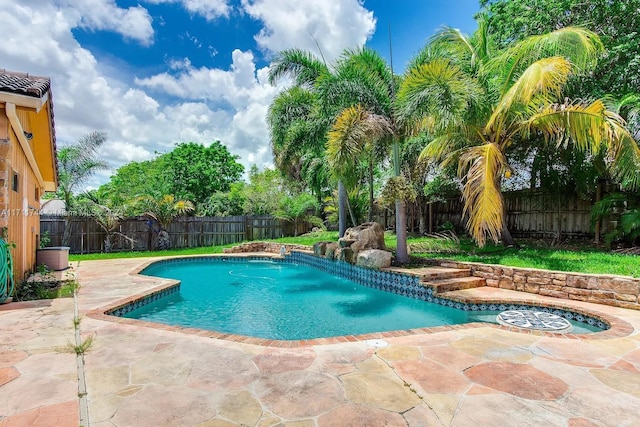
[40, 215, 312, 254]
[372, 189, 609, 239]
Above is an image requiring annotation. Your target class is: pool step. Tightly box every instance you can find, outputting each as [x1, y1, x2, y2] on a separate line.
[386, 266, 486, 294]
[421, 276, 486, 294]
[386, 266, 471, 281]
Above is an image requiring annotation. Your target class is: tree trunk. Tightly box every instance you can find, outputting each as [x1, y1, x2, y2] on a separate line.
[391, 139, 409, 263]
[62, 217, 72, 247]
[428, 202, 433, 234]
[395, 200, 409, 263]
[368, 158, 374, 222]
[338, 181, 347, 237]
[594, 181, 602, 243]
[346, 194, 358, 227]
[501, 221, 518, 247]
[418, 199, 426, 235]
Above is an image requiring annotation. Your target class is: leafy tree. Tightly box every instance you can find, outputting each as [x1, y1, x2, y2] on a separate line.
[274, 193, 323, 236]
[591, 192, 640, 247]
[397, 23, 640, 247]
[99, 157, 171, 209]
[200, 182, 246, 216]
[76, 191, 134, 252]
[323, 186, 369, 228]
[165, 141, 244, 205]
[56, 131, 109, 245]
[242, 167, 287, 215]
[480, 0, 640, 98]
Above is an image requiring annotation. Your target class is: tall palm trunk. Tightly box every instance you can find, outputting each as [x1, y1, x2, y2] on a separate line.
[338, 181, 347, 237]
[62, 218, 72, 247]
[393, 140, 409, 263]
[395, 200, 409, 263]
[368, 158, 374, 222]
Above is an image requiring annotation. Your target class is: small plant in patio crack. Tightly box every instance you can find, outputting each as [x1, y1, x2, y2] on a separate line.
[403, 381, 422, 399]
[73, 315, 82, 329]
[69, 334, 94, 355]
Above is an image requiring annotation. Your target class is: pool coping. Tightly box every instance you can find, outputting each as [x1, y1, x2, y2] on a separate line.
[85, 253, 635, 346]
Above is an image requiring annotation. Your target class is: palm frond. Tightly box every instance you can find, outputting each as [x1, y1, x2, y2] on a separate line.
[459, 143, 508, 247]
[487, 27, 603, 97]
[524, 99, 640, 190]
[327, 105, 393, 179]
[396, 59, 481, 131]
[267, 48, 329, 87]
[487, 57, 572, 133]
[419, 134, 463, 164]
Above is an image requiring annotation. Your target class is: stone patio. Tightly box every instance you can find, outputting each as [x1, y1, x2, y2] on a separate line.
[1, 256, 640, 426]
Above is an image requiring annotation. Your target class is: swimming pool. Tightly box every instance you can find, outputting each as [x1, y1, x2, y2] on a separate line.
[119, 256, 605, 340]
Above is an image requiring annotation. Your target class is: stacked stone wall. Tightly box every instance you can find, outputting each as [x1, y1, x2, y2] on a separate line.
[432, 259, 640, 310]
[223, 242, 312, 255]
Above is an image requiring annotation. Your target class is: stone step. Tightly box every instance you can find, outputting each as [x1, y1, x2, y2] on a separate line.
[387, 266, 472, 281]
[422, 276, 486, 294]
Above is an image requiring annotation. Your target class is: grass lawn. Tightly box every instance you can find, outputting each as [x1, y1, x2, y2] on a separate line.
[69, 231, 639, 278]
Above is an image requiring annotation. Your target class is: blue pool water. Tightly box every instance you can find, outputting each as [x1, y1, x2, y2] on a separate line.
[125, 259, 602, 339]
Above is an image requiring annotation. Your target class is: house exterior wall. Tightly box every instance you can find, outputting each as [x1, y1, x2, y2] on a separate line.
[0, 105, 42, 281]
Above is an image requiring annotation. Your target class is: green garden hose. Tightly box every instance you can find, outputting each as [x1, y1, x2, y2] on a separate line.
[0, 237, 14, 303]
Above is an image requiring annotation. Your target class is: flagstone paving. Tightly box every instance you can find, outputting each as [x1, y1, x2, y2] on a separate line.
[0, 256, 639, 426]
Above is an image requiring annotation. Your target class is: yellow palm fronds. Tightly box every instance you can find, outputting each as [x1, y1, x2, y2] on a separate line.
[525, 100, 619, 153]
[459, 143, 508, 247]
[327, 104, 392, 179]
[487, 57, 572, 133]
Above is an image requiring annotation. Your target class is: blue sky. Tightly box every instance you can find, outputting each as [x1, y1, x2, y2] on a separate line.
[0, 0, 479, 188]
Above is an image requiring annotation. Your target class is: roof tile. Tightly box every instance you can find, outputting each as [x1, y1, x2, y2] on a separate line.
[0, 69, 51, 98]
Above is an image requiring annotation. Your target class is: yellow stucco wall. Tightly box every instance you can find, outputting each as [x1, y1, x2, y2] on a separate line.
[0, 103, 51, 281]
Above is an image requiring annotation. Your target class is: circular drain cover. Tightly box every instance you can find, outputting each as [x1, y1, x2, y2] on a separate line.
[496, 310, 573, 333]
[366, 339, 388, 348]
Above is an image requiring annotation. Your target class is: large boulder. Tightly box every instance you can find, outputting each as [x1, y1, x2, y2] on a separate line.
[340, 222, 386, 256]
[313, 241, 333, 257]
[356, 249, 392, 269]
[324, 242, 340, 260]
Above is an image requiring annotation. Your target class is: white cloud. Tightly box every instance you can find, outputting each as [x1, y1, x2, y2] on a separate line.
[241, 0, 376, 63]
[0, 0, 377, 191]
[135, 49, 281, 109]
[50, 0, 155, 45]
[146, 0, 230, 20]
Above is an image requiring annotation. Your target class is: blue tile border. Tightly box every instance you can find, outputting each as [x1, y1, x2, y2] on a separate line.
[285, 251, 609, 331]
[109, 252, 609, 331]
[106, 284, 180, 317]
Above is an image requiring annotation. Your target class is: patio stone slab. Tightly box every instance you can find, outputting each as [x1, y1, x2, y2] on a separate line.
[0, 400, 79, 427]
[214, 389, 262, 426]
[253, 347, 316, 374]
[589, 368, 640, 397]
[317, 403, 407, 426]
[341, 357, 421, 412]
[464, 361, 568, 400]
[393, 358, 471, 394]
[254, 370, 343, 419]
[0, 350, 27, 368]
[109, 384, 217, 426]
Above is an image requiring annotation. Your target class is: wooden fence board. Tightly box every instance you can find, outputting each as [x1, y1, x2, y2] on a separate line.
[40, 215, 312, 254]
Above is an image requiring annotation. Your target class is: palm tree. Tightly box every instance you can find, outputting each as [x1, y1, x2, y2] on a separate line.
[397, 23, 640, 247]
[267, 49, 349, 237]
[325, 48, 412, 262]
[56, 131, 109, 245]
[138, 195, 194, 250]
